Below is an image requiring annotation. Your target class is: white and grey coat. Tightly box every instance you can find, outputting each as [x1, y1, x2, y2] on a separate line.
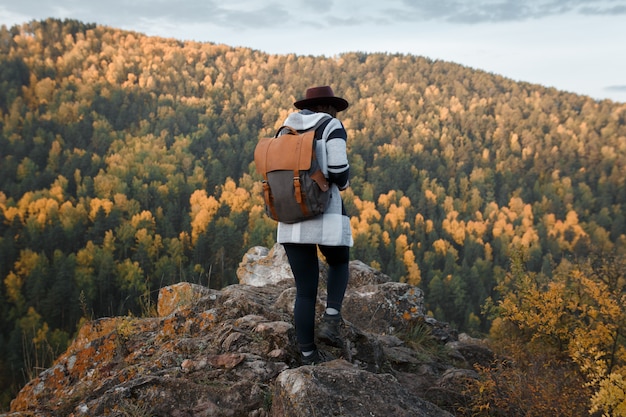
[276, 110, 353, 247]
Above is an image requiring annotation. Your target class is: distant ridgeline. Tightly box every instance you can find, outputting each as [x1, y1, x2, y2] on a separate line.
[0, 18, 625, 409]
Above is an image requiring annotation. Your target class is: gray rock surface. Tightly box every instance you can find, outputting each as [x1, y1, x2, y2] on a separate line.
[6, 243, 491, 416]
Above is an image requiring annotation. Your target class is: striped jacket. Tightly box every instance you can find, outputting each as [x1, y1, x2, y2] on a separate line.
[276, 110, 353, 247]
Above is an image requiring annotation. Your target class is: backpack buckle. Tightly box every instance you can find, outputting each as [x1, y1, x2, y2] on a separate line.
[293, 176, 302, 203]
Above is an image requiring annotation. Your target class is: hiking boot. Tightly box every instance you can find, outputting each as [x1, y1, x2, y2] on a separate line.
[301, 348, 334, 366]
[318, 313, 344, 348]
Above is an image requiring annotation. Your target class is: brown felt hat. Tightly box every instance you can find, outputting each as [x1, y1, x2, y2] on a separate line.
[294, 86, 349, 112]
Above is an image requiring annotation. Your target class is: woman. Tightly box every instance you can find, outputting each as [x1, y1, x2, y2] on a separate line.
[277, 85, 353, 365]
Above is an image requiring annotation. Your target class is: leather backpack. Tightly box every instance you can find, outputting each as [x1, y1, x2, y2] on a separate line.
[254, 126, 330, 223]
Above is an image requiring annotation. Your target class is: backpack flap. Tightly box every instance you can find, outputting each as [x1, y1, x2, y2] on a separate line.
[255, 130, 315, 173]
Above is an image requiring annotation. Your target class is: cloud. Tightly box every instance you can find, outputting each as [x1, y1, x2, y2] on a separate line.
[2, 0, 290, 29]
[393, 0, 626, 24]
[182, 3, 290, 29]
[605, 85, 626, 92]
[580, 4, 626, 15]
[5, 0, 626, 32]
[88, 1, 265, 27]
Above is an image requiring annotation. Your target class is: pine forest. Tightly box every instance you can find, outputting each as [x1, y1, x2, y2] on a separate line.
[1, 18, 626, 414]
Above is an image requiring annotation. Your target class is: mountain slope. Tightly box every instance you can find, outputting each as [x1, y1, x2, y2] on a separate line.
[0, 18, 625, 409]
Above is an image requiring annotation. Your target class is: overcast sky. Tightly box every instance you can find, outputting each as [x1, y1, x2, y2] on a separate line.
[1, 0, 625, 103]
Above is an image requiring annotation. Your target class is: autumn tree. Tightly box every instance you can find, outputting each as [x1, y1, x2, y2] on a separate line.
[477, 250, 626, 416]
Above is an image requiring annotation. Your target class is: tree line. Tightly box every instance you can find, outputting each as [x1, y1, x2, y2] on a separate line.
[0, 18, 625, 411]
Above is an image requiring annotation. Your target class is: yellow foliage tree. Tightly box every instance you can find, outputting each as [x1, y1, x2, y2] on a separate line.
[485, 252, 626, 416]
[219, 178, 251, 213]
[189, 189, 219, 244]
[89, 197, 114, 221]
[442, 210, 466, 245]
[396, 233, 421, 286]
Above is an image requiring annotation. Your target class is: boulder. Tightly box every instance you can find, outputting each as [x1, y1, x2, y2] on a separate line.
[273, 360, 453, 417]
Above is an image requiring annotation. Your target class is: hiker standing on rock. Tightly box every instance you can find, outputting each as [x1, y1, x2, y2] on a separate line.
[278, 86, 353, 365]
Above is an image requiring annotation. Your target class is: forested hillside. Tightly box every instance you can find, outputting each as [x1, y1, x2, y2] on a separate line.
[1, 18, 625, 410]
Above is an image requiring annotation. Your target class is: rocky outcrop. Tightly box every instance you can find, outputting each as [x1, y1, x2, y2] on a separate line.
[4, 244, 492, 417]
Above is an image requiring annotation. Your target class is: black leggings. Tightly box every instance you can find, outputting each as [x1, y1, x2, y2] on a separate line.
[282, 243, 350, 352]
